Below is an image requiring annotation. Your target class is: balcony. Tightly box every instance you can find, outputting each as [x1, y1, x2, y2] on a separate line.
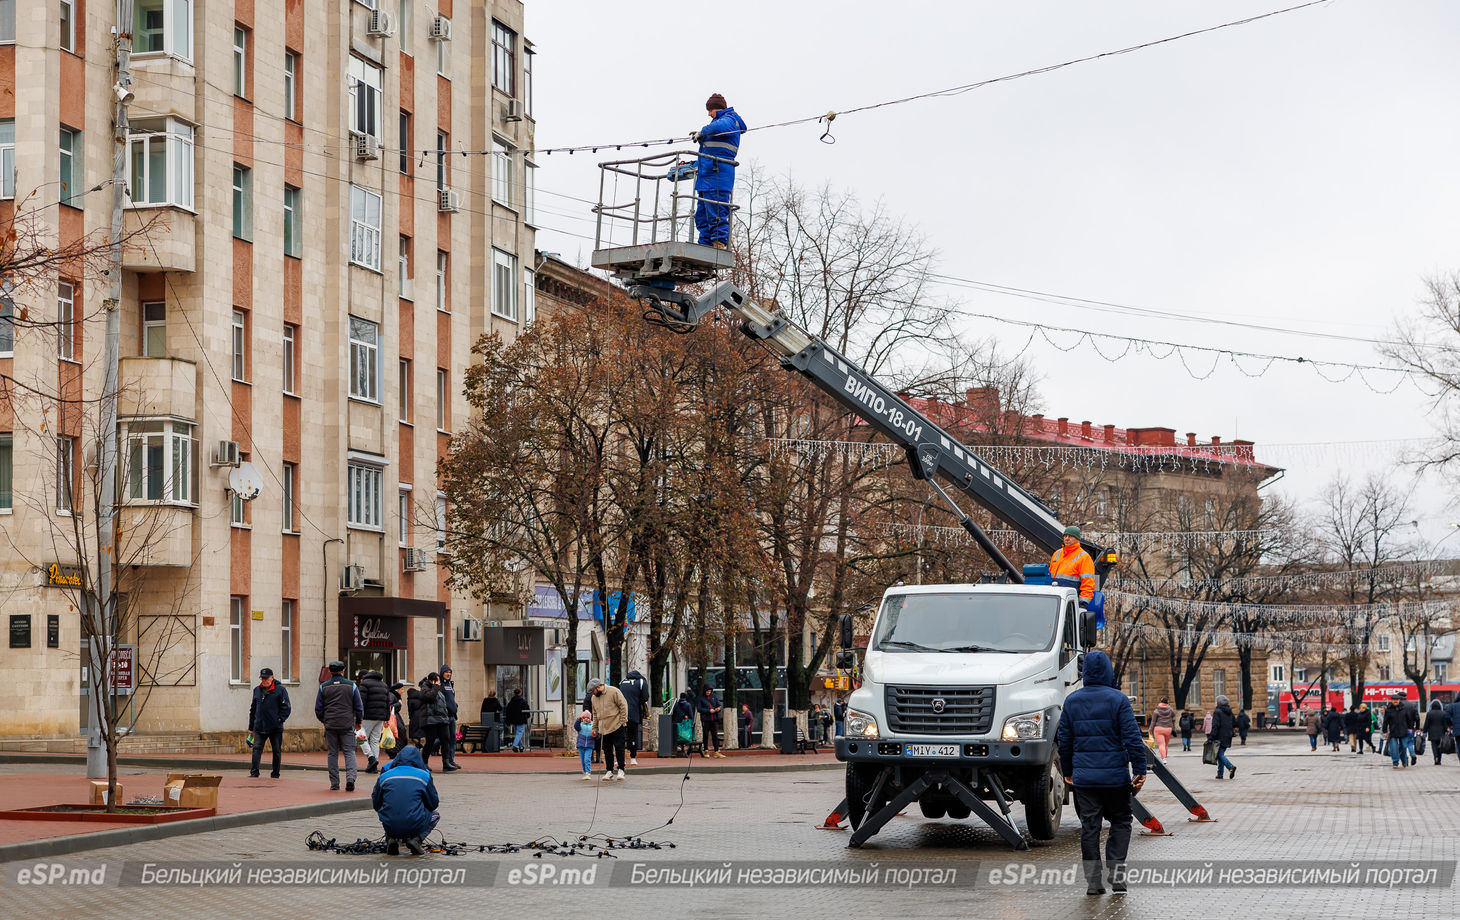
[117, 504, 193, 567]
[122, 209, 196, 273]
[119, 356, 196, 419]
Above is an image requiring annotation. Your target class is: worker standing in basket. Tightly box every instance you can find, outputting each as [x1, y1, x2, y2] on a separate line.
[690, 93, 746, 249]
[1050, 525, 1096, 602]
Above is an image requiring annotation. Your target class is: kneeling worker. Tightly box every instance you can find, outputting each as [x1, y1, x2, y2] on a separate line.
[371, 744, 440, 855]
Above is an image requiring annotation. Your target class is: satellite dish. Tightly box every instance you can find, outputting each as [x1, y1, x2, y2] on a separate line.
[228, 462, 264, 502]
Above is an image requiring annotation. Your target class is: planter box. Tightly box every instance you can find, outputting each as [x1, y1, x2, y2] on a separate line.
[0, 804, 216, 824]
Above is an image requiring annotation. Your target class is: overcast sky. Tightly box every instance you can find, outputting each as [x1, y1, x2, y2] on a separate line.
[527, 0, 1460, 547]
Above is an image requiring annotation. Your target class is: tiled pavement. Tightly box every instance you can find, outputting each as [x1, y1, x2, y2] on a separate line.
[2, 732, 1456, 919]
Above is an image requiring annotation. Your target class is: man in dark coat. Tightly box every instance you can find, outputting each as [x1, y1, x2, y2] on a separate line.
[1424, 700, 1451, 766]
[419, 673, 459, 772]
[1055, 650, 1147, 895]
[619, 669, 650, 764]
[1343, 706, 1364, 753]
[313, 660, 363, 791]
[439, 666, 460, 769]
[1236, 709, 1251, 745]
[248, 667, 291, 778]
[1210, 697, 1237, 779]
[1382, 693, 1413, 768]
[371, 744, 439, 856]
[698, 686, 725, 757]
[357, 670, 392, 773]
[1323, 707, 1345, 751]
[505, 687, 531, 752]
[406, 682, 426, 748]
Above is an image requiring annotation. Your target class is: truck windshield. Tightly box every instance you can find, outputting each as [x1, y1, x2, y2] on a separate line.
[871, 593, 1060, 654]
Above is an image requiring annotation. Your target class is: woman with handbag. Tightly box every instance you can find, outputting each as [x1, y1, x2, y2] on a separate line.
[672, 691, 696, 757]
[1209, 697, 1237, 779]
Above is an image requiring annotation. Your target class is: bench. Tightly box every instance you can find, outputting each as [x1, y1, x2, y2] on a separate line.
[457, 723, 491, 753]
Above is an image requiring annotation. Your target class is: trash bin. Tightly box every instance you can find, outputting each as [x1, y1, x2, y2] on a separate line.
[658, 713, 676, 758]
[1256, 713, 1266, 730]
[482, 713, 500, 753]
[779, 717, 798, 754]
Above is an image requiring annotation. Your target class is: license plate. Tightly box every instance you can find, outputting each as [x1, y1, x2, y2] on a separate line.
[905, 744, 959, 758]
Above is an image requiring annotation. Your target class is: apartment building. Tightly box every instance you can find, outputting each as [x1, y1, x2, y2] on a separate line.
[0, 0, 538, 742]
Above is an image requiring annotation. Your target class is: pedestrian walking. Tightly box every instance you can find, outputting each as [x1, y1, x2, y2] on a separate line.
[1303, 707, 1321, 750]
[834, 697, 847, 739]
[1236, 709, 1251, 745]
[574, 710, 595, 779]
[247, 667, 291, 778]
[672, 691, 696, 757]
[420, 673, 459, 772]
[1344, 706, 1364, 753]
[1324, 707, 1344, 752]
[1424, 700, 1450, 765]
[357, 669, 391, 773]
[439, 667, 460, 768]
[1210, 696, 1237, 779]
[1361, 704, 1378, 753]
[819, 705, 834, 743]
[1449, 696, 1460, 764]
[1054, 650, 1146, 896]
[371, 744, 439, 856]
[698, 685, 726, 757]
[314, 660, 363, 791]
[406, 681, 426, 748]
[1178, 710, 1194, 752]
[738, 702, 754, 749]
[1382, 693, 1411, 769]
[1150, 697, 1175, 763]
[588, 678, 629, 781]
[619, 669, 650, 764]
[505, 687, 530, 752]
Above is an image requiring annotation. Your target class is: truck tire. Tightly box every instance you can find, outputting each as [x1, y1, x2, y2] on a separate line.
[1023, 755, 1064, 841]
[845, 764, 883, 830]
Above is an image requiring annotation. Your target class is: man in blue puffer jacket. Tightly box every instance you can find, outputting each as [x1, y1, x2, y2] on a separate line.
[691, 93, 746, 248]
[1055, 649, 1147, 895]
[371, 744, 440, 856]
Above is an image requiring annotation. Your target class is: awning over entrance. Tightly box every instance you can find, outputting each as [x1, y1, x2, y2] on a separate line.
[338, 596, 447, 658]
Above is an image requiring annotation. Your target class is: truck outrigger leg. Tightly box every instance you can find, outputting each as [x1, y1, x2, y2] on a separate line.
[847, 768, 1030, 851]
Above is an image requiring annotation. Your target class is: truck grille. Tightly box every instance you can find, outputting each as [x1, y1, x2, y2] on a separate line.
[885, 685, 996, 736]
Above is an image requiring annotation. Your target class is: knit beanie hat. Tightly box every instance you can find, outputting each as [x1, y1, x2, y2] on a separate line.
[705, 93, 727, 111]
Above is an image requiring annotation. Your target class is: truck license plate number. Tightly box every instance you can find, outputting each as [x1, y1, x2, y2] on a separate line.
[906, 744, 959, 757]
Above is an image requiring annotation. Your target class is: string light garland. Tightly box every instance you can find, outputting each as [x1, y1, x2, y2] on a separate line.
[305, 830, 673, 858]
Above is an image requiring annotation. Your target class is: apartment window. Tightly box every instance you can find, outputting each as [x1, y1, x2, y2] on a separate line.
[523, 268, 536, 325]
[60, 127, 81, 208]
[232, 165, 252, 240]
[1378, 665, 1391, 681]
[435, 493, 447, 552]
[0, 282, 10, 354]
[435, 250, 448, 311]
[125, 420, 196, 504]
[281, 462, 296, 532]
[232, 26, 248, 97]
[1187, 674, 1200, 706]
[1294, 668, 1308, 683]
[398, 111, 411, 174]
[436, 368, 448, 431]
[349, 185, 382, 270]
[398, 358, 411, 421]
[1212, 668, 1226, 702]
[1375, 634, 1391, 652]
[134, 0, 192, 60]
[283, 185, 301, 257]
[1270, 664, 1284, 683]
[230, 597, 246, 682]
[398, 0, 412, 54]
[435, 18, 451, 77]
[436, 131, 448, 191]
[281, 324, 297, 394]
[56, 436, 75, 513]
[1204, 498, 1217, 528]
[0, 119, 13, 198]
[348, 316, 380, 402]
[347, 459, 385, 530]
[128, 118, 194, 210]
[1436, 663, 1449, 684]
[492, 20, 515, 95]
[0, 1, 13, 45]
[523, 160, 536, 225]
[0, 434, 11, 511]
[436, 622, 446, 673]
[57, 282, 75, 361]
[492, 140, 513, 206]
[231, 474, 247, 525]
[398, 487, 410, 547]
[284, 52, 299, 121]
[524, 46, 534, 118]
[398, 236, 413, 298]
[231, 310, 247, 381]
[348, 57, 382, 139]
[280, 600, 295, 681]
[60, 0, 76, 53]
[491, 249, 517, 320]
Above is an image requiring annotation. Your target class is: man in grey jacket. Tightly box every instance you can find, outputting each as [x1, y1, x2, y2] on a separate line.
[314, 660, 363, 791]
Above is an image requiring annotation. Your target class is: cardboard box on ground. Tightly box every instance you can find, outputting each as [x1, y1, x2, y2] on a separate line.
[89, 781, 122, 806]
[162, 774, 222, 809]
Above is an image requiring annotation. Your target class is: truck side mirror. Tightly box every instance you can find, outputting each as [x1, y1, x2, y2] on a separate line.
[839, 613, 853, 649]
[1080, 609, 1099, 648]
[835, 649, 856, 670]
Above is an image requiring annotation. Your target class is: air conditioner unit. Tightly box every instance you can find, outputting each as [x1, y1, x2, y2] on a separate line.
[212, 440, 240, 467]
[355, 133, 380, 161]
[367, 9, 394, 37]
[429, 15, 451, 40]
[438, 188, 460, 213]
[340, 564, 365, 592]
[459, 618, 482, 642]
[403, 547, 427, 572]
[504, 99, 524, 122]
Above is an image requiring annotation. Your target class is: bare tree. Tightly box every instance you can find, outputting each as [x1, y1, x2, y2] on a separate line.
[1381, 272, 1460, 483]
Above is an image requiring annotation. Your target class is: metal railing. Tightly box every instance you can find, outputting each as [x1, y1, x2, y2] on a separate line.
[593, 149, 739, 251]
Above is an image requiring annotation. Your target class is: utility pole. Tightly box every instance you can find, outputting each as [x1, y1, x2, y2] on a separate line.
[89, 0, 134, 779]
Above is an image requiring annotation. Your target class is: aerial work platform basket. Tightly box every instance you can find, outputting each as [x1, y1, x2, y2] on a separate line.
[591, 150, 737, 287]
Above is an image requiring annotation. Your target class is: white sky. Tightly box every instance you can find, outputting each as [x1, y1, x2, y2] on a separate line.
[527, 0, 1460, 547]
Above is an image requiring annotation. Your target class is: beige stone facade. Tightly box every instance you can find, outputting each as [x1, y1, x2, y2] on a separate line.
[0, 1, 538, 741]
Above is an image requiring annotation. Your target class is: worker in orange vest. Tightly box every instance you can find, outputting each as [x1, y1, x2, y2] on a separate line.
[1050, 525, 1096, 602]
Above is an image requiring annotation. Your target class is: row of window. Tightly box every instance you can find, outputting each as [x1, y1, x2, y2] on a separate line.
[0, 435, 78, 514]
[0, 122, 82, 206]
[0, 1, 77, 51]
[0, 281, 77, 360]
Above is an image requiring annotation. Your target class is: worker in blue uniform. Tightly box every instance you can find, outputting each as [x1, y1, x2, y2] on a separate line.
[690, 93, 746, 249]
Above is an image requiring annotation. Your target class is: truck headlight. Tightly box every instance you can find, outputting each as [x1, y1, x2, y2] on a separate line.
[845, 709, 879, 740]
[1001, 710, 1046, 741]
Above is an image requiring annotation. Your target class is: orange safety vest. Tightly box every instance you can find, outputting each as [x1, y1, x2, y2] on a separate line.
[1050, 544, 1096, 601]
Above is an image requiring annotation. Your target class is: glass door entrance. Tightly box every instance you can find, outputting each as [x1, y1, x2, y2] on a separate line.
[346, 649, 399, 685]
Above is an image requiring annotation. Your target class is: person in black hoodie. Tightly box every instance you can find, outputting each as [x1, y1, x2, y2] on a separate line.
[671, 691, 696, 757]
[420, 674, 459, 772]
[1424, 700, 1451, 765]
[1210, 696, 1237, 779]
[357, 670, 392, 773]
[505, 687, 531, 752]
[619, 669, 650, 765]
[1343, 705, 1364, 753]
[406, 681, 426, 748]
